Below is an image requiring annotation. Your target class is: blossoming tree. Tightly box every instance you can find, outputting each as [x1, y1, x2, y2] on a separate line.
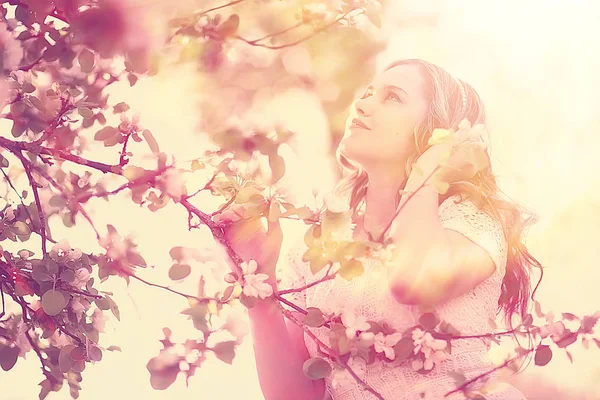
[0, 1, 598, 399]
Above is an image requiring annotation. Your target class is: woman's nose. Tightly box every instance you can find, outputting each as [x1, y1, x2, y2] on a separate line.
[355, 97, 371, 117]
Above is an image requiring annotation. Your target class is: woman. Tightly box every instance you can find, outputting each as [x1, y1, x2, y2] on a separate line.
[221, 59, 542, 399]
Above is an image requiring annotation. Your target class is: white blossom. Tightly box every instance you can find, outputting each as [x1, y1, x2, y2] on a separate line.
[411, 328, 448, 370]
[240, 260, 273, 300]
[50, 239, 83, 261]
[373, 332, 403, 360]
[341, 308, 370, 340]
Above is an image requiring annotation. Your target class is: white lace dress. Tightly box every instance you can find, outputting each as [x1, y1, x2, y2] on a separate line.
[279, 194, 528, 400]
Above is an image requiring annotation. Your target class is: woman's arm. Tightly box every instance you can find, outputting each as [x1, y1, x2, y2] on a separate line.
[247, 279, 325, 400]
[386, 173, 496, 306]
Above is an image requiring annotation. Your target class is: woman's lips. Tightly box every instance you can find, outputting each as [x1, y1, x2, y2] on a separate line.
[351, 118, 370, 130]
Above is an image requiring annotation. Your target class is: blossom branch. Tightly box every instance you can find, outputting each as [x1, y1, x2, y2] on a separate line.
[233, 9, 365, 50]
[0, 136, 123, 175]
[26, 159, 101, 240]
[32, 96, 75, 146]
[444, 346, 537, 398]
[280, 306, 384, 400]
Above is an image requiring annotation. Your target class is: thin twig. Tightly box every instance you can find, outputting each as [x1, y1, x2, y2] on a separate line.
[128, 273, 228, 304]
[233, 9, 364, 50]
[14, 152, 48, 254]
[0, 166, 36, 228]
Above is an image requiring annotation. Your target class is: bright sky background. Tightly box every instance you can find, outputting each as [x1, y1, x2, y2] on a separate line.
[1, 0, 600, 399]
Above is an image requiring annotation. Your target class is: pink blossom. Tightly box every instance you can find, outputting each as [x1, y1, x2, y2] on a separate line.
[99, 228, 129, 260]
[50, 239, 83, 261]
[72, 268, 91, 288]
[539, 321, 566, 343]
[70, 297, 88, 322]
[14, 321, 33, 358]
[92, 309, 107, 332]
[0, 21, 23, 71]
[48, 331, 72, 348]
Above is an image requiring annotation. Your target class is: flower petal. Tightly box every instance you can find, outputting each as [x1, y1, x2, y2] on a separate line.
[411, 358, 423, 371]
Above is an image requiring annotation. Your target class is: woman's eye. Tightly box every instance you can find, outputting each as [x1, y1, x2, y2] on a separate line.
[387, 93, 401, 102]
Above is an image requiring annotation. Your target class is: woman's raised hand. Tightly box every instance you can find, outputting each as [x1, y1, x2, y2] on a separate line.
[214, 203, 283, 285]
[413, 119, 491, 185]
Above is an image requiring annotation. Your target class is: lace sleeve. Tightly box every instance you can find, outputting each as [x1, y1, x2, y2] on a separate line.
[439, 196, 508, 278]
[277, 239, 307, 311]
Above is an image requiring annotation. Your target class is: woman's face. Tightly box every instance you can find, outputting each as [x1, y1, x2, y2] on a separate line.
[339, 64, 429, 169]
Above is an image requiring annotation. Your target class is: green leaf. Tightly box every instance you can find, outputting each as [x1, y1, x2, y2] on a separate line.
[303, 307, 326, 328]
[338, 259, 364, 280]
[534, 300, 543, 318]
[217, 14, 240, 37]
[60, 269, 75, 283]
[113, 102, 130, 113]
[220, 285, 235, 302]
[239, 293, 256, 309]
[58, 345, 75, 373]
[419, 313, 440, 330]
[235, 187, 263, 204]
[555, 331, 578, 349]
[0, 154, 9, 168]
[534, 345, 552, 366]
[562, 312, 578, 321]
[147, 357, 179, 390]
[94, 126, 118, 141]
[30, 96, 45, 113]
[191, 160, 204, 170]
[42, 290, 68, 316]
[78, 107, 93, 119]
[302, 357, 331, 380]
[392, 337, 414, 361]
[106, 295, 121, 321]
[22, 82, 36, 93]
[168, 263, 191, 280]
[11, 121, 26, 138]
[32, 264, 53, 282]
[94, 296, 111, 310]
[12, 221, 31, 236]
[0, 344, 20, 371]
[310, 257, 329, 275]
[88, 345, 102, 362]
[213, 341, 236, 364]
[269, 154, 285, 184]
[78, 48, 95, 73]
[142, 129, 160, 156]
[447, 370, 467, 385]
[128, 73, 138, 87]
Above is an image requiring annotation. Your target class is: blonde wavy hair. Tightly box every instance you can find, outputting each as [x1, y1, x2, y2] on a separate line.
[333, 59, 544, 366]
